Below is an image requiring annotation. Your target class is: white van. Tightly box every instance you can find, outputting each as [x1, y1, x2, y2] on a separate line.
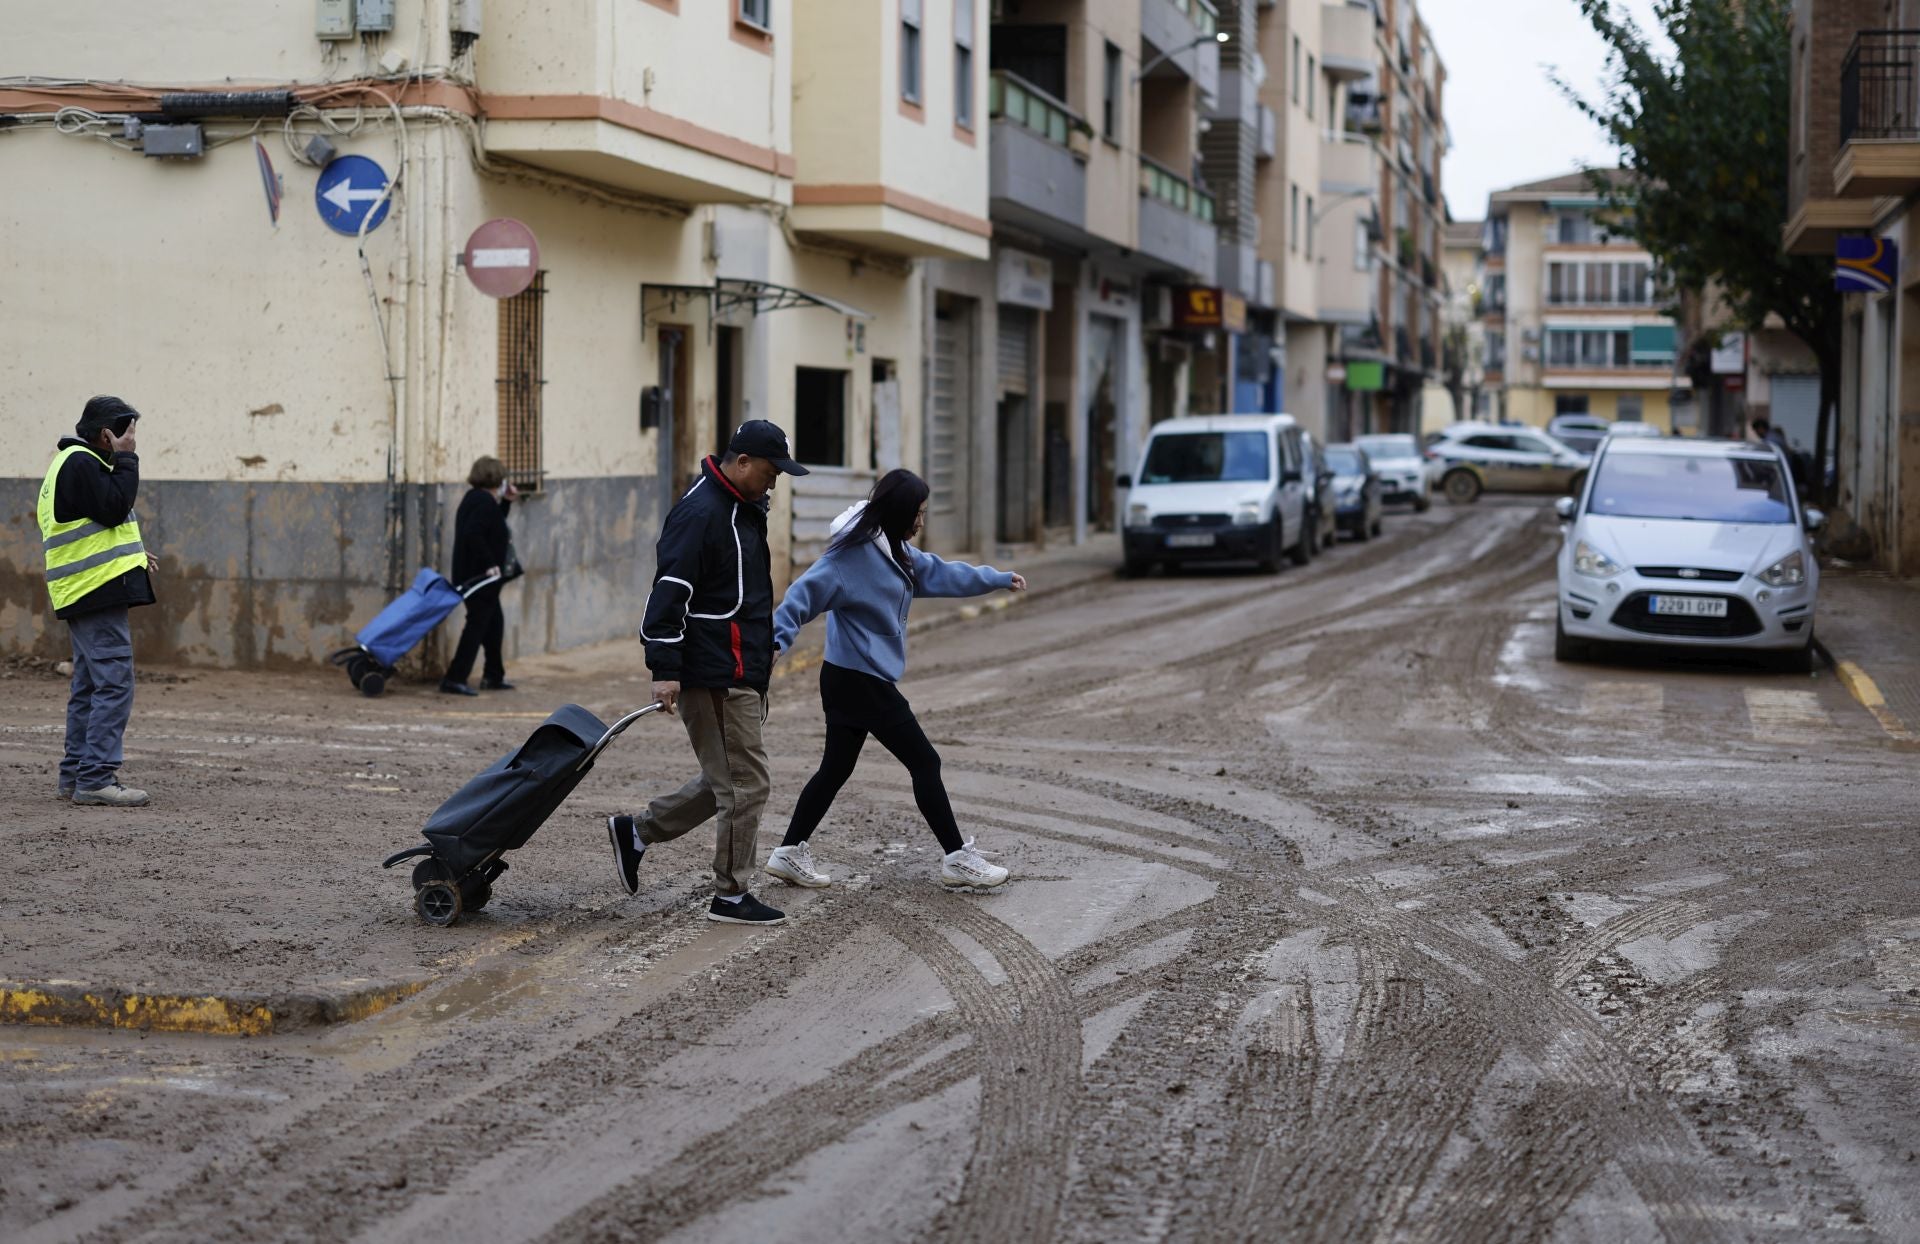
[1118, 414, 1313, 575]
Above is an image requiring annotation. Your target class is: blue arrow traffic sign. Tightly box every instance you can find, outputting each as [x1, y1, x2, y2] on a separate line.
[315, 155, 392, 237]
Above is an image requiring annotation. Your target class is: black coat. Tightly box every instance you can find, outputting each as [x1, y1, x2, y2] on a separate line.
[451, 487, 512, 586]
[48, 438, 155, 619]
[640, 456, 774, 690]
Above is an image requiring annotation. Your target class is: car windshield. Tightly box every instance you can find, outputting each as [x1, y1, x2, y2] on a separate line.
[1325, 447, 1364, 474]
[1358, 435, 1417, 460]
[1139, 432, 1270, 484]
[1588, 453, 1795, 523]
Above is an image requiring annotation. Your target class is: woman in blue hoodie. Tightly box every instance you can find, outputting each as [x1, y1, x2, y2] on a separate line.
[769, 469, 1025, 890]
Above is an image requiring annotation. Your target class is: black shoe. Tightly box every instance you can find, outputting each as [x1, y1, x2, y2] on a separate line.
[706, 893, 785, 925]
[439, 680, 479, 697]
[481, 677, 516, 691]
[607, 815, 646, 895]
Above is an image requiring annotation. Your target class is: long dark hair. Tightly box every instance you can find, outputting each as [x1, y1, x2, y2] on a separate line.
[830, 468, 929, 577]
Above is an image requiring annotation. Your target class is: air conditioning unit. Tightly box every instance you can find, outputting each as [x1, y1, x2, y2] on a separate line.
[1143, 285, 1174, 330]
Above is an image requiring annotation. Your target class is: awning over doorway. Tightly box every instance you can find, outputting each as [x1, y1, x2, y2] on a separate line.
[641, 278, 872, 333]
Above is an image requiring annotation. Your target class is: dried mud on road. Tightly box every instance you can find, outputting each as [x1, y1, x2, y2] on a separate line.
[4, 498, 1918, 1243]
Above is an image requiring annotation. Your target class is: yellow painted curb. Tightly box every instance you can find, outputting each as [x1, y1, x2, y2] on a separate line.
[1834, 659, 1919, 743]
[0, 978, 430, 1038]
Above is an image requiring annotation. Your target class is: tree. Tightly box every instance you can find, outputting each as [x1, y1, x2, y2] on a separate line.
[1556, 0, 1842, 500]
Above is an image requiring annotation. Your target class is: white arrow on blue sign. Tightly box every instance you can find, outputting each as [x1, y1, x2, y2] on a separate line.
[315, 155, 393, 237]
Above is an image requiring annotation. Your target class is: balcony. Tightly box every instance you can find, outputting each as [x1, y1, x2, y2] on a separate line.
[1257, 104, 1278, 160]
[1835, 30, 1920, 197]
[1141, 0, 1221, 103]
[987, 72, 1091, 241]
[1320, 133, 1373, 196]
[1321, 2, 1376, 80]
[1138, 155, 1219, 277]
[1218, 238, 1258, 301]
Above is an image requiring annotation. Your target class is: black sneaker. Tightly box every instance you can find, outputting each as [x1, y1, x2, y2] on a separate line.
[706, 893, 785, 925]
[481, 677, 516, 691]
[439, 680, 479, 697]
[607, 815, 646, 895]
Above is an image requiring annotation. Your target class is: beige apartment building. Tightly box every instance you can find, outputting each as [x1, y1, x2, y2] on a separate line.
[1479, 172, 1685, 432]
[1, 0, 990, 667]
[1782, 0, 1920, 574]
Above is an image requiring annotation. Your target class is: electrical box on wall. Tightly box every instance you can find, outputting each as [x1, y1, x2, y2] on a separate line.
[450, 0, 482, 36]
[357, 0, 395, 32]
[317, 0, 355, 39]
[141, 124, 205, 158]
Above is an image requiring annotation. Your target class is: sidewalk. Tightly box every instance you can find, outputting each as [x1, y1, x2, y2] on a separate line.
[1813, 567, 1920, 745]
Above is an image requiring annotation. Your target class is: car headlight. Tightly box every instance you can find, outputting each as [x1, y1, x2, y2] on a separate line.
[1233, 501, 1264, 526]
[1572, 539, 1622, 578]
[1126, 503, 1150, 529]
[1758, 550, 1805, 587]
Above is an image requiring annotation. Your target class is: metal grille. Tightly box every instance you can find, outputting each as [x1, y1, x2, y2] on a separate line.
[1613, 593, 1762, 639]
[496, 272, 546, 491]
[1841, 31, 1920, 144]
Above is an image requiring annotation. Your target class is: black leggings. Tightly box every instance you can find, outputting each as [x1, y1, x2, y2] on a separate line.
[445, 585, 504, 685]
[783, 714, 964, 854]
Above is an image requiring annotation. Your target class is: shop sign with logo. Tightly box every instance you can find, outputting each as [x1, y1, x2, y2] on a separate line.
[1089, 263, 1136, 313]
[1172, 287, 1248, 333]
[1710, 331, 1746, 375]
[996, 248, 1053, 310]
[1835, 237, 1897, 294]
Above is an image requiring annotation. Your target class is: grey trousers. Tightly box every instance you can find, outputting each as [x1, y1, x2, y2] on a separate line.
[63, 606, 134, 792]
[636, 687, 770, 897]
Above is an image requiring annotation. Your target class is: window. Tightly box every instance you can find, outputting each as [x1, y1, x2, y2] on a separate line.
[1554, 395, 1590, 418]
[1306, 56, 1316, 118]
[1292, 36, 1301, 104]
[1617, 393, 1644, 422]
[738, 0, 771, 30]
[1485, 273, 1506, 312]
[1557, 212, 1594, 244]
[1484, 329, 1506, 369]
[1104, 40, 1122, 137]
[901, 0, 923, 106]
[1141, 432, 1273, 483]
[1547, 330, 1579, 368]
[1548, 261, 1575, 305]
[1290, 184, 1300, 252]
[1354, 218, 1372, 271]
[794, 367, 849, 466]
[954, 0, 975, 128]
[497, 272, 546, 491]
[1305, 195, 1315, 259]
[1617, 261, 1651, 305]
[1583, 262, 1613, 305]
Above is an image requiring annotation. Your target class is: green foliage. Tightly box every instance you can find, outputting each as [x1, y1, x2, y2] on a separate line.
[1555, 0, 1838, 363]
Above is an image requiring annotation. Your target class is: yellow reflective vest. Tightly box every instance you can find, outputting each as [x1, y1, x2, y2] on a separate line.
[37, 444, 146, 614]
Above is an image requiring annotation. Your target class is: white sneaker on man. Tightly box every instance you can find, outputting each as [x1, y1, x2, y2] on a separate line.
[765, 842, 831, 888]
[939, 843, 1009, 889]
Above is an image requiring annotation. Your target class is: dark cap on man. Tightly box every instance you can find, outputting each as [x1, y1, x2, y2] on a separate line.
[77, 395, 140, 440]
[728, 419, 809, 476]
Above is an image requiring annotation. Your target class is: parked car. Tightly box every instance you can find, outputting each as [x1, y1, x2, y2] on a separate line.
[1119, 414, 1314, 575]
[1604, 421, 1663, 440]
[1355, 433, 1432, 510]
[1547, 413, 1611, 455]
[1325, 443, 1384, 540]
[1301, 430, 1340, 555]
[1427, 422, 1590, 504]
[1554, 436, 1822, 671]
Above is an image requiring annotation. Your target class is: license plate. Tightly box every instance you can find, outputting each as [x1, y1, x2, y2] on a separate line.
[1165, 532, 1216, 548]
[1648, 595, 1727, 618]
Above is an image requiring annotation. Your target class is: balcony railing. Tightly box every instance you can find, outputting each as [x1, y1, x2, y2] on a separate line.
[990, 71, 1090, 152]
[1841, 30, 1920, 144]
[1139, 155, 1217, 223]
[1167, 0, 1220, 38]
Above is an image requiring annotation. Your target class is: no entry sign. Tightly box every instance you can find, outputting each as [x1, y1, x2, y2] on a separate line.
[462, 218, 540, 298]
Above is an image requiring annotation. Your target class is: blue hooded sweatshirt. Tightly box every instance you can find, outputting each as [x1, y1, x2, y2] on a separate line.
[773, 502, 1015, 683]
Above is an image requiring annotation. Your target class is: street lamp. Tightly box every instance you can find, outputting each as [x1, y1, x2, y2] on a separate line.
[1134, 30, 1230, 81]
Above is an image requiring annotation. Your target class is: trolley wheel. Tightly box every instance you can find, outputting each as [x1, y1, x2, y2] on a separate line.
[415, 881, 463, 926]
[347, 655, 370, 688]
[460, 876, 493, 911]
[360, 670, 387, 698]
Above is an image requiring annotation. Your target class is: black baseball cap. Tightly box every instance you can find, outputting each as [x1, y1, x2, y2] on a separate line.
[728, 419, 809, 476]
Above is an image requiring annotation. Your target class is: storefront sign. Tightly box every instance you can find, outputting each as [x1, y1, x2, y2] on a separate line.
[1173, 287, 1248, 333]
[1325, 363, 1348, 383]
[1345, 361, 1385, 392]
[1709, 331, 1746, 375]
[1090, 264, 1135, 313]
[1836, 237, 1897, 294]
[996, 248, 1053, 310]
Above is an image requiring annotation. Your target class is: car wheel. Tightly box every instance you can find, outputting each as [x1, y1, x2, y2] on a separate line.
[1257, 518, 1285, 574]
[1288, 515, 1313, 566]
[1443, 469, 1482, 505]
[1354, 513, 1371, 542]
[1413, 492, 1431, 513]
[1554, 614, 1590, 663]
[1121, 555, 1151, 579]
[1370, 514, 1384, 538]
[1772, 640, 1815, 674]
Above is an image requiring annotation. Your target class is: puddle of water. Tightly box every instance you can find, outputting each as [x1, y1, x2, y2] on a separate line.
[1467, 773, 1590, 797]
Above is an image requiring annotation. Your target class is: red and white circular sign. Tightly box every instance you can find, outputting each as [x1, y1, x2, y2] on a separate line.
[462, 218, 540, 298]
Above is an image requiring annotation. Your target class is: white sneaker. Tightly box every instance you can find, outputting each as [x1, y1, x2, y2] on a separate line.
[939, 844, 1009, 889]
[73, 782, 149, 808]
[765, 842, 831, 888]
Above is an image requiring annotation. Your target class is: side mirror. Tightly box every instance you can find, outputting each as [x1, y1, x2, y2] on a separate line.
[1803, 507, 1825, 533]
[1554, 496, 1576, 523]
[1117, 473, 1133, 490]
[1281, 469, 1302, 485]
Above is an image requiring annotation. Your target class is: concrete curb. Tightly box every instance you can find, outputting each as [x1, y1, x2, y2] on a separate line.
[1, 976, 431, 1037]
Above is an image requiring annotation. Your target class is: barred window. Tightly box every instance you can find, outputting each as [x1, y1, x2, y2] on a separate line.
[497, 272, 546, 491]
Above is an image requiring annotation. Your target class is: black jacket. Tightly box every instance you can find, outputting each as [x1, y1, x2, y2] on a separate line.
[641, 456, 774, 689]
[49, 438, 155, 619]
[451, 486, 513, 586]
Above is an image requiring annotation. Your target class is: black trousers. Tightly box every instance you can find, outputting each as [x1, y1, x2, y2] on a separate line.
[783, 713, 965, 855]
[444, 585, 505, 685]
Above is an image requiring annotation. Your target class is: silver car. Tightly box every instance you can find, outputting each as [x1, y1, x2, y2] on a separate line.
[1355, 433, 1432, 511]
[1554, 436, 1822, 670]
[1428, 422, 1590, 504]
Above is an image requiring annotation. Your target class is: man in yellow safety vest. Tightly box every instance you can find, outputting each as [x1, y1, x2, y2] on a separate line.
[38, 396, 158, 807]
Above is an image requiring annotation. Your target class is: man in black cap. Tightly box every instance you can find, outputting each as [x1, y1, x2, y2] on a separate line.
[607, 420, 809, 924]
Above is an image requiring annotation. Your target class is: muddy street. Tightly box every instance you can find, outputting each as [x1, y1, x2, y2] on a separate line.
[3, 497, 1917, 1243]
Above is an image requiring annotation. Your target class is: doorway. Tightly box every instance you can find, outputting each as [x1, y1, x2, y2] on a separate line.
[714, 325, 741, 459]
[1086, 314, 1122, 532]
[658, 325, 695, 502]
[927, 293, 976, 551]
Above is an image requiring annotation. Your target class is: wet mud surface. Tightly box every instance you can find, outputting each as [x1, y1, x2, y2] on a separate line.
[3, 498, 1917, 1242]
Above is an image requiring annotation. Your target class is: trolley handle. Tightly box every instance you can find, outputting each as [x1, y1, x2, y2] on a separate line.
[577, 702, 667, 772]
[453, 568, 505, 599]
